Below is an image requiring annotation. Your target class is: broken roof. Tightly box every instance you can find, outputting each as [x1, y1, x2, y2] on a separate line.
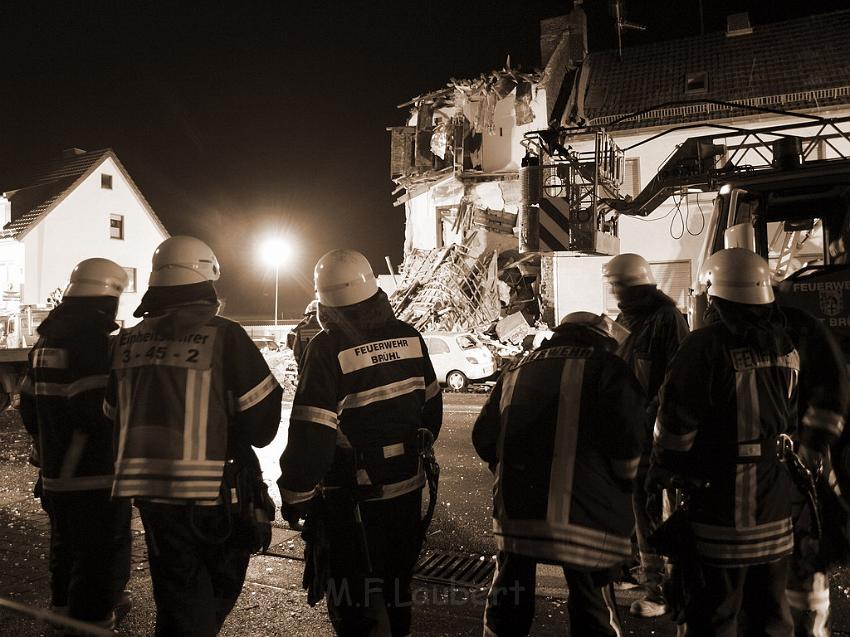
[399, 65, 541, 110]
[566, 9, 850, 130]
[1, 148, 168, 239]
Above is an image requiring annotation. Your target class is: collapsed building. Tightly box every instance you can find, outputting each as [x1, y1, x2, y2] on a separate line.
[386, 5, 602, 343]
[387, 65, 549, 342]
[389, 4, 850, 339]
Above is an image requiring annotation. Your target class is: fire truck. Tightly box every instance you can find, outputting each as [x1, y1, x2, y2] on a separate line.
[521, 112, 850, 353]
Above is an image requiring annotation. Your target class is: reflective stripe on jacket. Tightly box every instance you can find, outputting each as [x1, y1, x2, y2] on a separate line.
[653, 322, 800, 567]
[278, 303, 442, 505]
[473, 334, 646, 569]
[20, 324, 115, 493]
[105, 314, 281, 501]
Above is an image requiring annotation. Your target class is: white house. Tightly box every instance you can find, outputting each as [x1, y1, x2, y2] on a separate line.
[391, 6, 850, 328]
[0, 148, 169, 329]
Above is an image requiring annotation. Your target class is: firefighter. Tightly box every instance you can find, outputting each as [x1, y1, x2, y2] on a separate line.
[19, 258, 131, 629]
[287, 299, 321, 371]
[772, 299, 849, 637]
[473, 311, 646, 636]
[104, 236, 282, 636]
[602, 252, 689, 617]
[647, 248, 811, 635]
[278, 249, 442, 637]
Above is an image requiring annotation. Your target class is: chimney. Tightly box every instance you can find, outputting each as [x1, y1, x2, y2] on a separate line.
[540, 1, 588, 67]
[540, 15, 570, 67]
[567, 1, 588, 63]
[726, 12, 753, 37]
[61, 147, 86, 159]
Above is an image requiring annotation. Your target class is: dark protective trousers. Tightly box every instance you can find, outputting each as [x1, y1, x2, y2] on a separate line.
[42, 489, 132, 622]
[787, 481, 830, 637]
[324, 489, 423, 637]
[633, 468, 666, 597]
[484, 551, 623, 637]
[684, 558, 793, 637]
[138, 502, 253, 637]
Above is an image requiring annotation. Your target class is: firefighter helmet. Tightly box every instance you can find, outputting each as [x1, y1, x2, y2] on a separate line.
[699, 248, 774, 305]
[603, 253, 656, 287]
[63, 258, 129, 298]
[304, 300, 319, 315]
[314, 249, 378, 307]
[149, 236, 221, 287]
[559, 311, 630, 344]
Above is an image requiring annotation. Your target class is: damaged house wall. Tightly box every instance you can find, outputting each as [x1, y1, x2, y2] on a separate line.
[389, 66, 551, 337]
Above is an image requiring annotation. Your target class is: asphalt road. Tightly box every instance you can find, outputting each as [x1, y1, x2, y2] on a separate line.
[425, 392, 495, 555]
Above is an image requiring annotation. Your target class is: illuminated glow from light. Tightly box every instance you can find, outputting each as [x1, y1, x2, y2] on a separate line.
[262, 236, 296, 268]
[719, 184, 732, 195]
[261, 235, 297, 326]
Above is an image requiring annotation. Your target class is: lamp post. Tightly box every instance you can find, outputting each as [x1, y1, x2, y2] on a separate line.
[273, 259, 280, 326]
[261, 237, 295, 327]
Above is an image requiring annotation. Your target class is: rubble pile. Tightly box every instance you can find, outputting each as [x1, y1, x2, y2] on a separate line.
[390, 241, 500, 333]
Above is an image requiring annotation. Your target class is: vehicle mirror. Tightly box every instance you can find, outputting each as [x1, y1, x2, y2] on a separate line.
[723, 223, 756, 250]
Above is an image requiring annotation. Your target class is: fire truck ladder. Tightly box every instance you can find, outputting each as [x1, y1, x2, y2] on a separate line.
[596, 114, 850, 218]
[770, 219, 823, 279]
[521, 128, 624, 252]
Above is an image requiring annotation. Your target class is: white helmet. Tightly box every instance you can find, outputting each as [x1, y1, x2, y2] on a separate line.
[305, 300, 319, 315]
[559, 311, 631, 344]
[603, 253, 656, 286]
[699, 248, 774, 305]
[314, 249, 378, 307]
[64, 258, 129, 298]
[149, 236, 221, 287]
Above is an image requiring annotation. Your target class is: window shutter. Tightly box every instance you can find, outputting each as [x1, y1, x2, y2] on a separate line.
[651, 260, 692, 311]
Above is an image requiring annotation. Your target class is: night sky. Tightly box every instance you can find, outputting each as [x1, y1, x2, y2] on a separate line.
[2, 0, 846, 317]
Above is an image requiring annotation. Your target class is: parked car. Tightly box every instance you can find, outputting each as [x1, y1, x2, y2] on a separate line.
[422, 331, 495, 391]
[251, 337, 280, 352]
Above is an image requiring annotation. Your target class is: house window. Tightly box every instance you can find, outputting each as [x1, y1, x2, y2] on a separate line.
[122, 267, 137, 293]
[101, 173, 113, 189]
[110, 214, 124, 240]
[604, 260, 692, 314]
[622, 158, 641, 198]
[685, 72, 708, 95]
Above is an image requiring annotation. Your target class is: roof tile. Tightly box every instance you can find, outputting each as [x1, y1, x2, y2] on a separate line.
[1, 149, 112, 238]
[578, 10, 850, 129]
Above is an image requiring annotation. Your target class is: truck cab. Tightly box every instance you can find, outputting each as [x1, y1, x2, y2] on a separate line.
[693, 176, 850, 356]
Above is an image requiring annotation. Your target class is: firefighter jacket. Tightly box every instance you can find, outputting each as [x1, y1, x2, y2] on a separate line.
[104, 300, 282, 501]
[780, 306, 848, 450]
[779, 305, 850, 577]
[20, 299, 120, 493]
[616, 285, 689, 436]
[278, 290, 442, 506]
[472, 326, 646, 570]
[652, 302, 802, 567]
[290, 312, 321, 370]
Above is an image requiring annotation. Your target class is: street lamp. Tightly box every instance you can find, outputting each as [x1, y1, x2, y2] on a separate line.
[261, 237, 295, 326]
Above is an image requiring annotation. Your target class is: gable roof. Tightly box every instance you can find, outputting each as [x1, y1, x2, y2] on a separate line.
[1, 149, 169, 240]
[564, 9, 850, 131]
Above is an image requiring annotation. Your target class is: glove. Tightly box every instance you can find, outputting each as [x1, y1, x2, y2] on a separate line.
[281, 501, 310, 531]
